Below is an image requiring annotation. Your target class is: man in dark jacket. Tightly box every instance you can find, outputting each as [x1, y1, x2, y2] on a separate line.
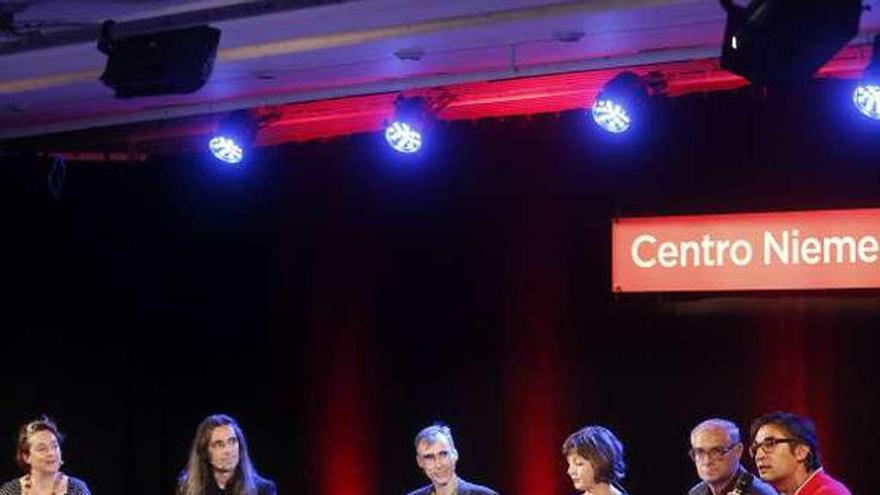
[688, 418, 775, 495]
[406, 424, 499, 495]
[179, 414, 276, 495]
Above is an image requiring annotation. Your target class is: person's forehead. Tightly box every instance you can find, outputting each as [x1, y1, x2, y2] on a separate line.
[755, 423, 788, 440]
[692, 426, 730, 445]
[566, 452, 590, 464]
[210, 425, 237, 442]
[417, 436, 452, 454]
[29, 430, 57, 444]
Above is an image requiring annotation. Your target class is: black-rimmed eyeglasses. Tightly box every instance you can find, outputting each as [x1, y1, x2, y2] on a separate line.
[749, 437, 799, 457]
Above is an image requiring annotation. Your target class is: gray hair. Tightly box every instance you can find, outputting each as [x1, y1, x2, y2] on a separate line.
[414, 424, 457, 452]
[691, 418, 741, 444]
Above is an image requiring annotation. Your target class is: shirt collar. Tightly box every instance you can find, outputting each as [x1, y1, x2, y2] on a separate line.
[431, 477, 459, 495]
[791, 468, 824, 495]
[712, 465, 746, 495]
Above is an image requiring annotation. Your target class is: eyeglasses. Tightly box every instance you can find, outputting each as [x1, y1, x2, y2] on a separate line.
[749, 437, 799, 457]
[689, 443, 738, 462]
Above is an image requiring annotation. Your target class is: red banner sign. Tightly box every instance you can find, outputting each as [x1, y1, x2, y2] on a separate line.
[612, 208, 880, 292]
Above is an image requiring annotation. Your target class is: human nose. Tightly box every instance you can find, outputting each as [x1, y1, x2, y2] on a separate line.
[753, 447, 767, 462]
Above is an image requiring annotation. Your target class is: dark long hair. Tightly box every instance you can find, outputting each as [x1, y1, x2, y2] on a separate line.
[179, 414, 259, 495]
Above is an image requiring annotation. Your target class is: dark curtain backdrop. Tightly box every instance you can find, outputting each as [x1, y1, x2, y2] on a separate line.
[2, 78, 879, 495]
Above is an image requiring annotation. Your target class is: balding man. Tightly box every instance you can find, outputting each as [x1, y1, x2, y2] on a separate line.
[688, 418, 775, 495]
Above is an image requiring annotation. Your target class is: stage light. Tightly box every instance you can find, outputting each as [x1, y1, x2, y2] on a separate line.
[384, 96, 431, 153]
[854, 85, 880, 120]
[385, 121, 423, 153]
[591, 99, 632, 134]
[209, 111, 259, 165]
[719, 0, 862, 86]
[98, 21, 221, 98]
[591, 72, 649, 134]
[209, 136, 244, 164]
[853, 35, 880, 121]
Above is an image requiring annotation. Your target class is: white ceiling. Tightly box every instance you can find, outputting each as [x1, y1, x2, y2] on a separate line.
[1, 0, 879, 142]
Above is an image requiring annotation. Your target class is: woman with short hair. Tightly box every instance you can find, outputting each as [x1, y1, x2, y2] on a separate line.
[562, 425, 629, 495]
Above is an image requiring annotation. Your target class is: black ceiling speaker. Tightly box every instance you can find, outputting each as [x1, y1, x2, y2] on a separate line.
[98, 21, 221, 98]
[719, 0, 863, 86]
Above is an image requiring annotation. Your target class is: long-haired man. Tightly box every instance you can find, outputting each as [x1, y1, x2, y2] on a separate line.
[179, 414, 276, 495]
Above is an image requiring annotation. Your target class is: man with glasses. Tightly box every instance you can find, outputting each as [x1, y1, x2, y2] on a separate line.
[688, 419, 775, 495]
[406, 424, 499, 495]
[749, 412, 851, 495]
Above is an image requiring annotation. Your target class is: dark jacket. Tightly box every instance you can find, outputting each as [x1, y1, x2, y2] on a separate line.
[183, 474, 277, 495]
[688, 468, 776, 495]
[406, 477, 499, 495]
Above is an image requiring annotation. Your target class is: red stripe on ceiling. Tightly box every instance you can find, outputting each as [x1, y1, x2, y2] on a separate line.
[120, 45, 872, 151]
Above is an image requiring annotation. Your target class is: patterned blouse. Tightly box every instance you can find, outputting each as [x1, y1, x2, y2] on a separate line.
[0, 476, 91, 495]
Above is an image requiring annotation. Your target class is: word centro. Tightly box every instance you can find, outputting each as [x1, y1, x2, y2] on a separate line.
[631, 229, 880, 268]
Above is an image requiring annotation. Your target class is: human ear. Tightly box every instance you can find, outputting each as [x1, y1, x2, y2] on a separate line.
[793, 444, 810, 462]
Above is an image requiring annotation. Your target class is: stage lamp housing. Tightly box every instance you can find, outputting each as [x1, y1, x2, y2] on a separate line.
[98, 22, 221, 98]
[719, 0, 862, 86]
[591, 72, 650, 134]
[853, 35, 880, 121]
[384, 96, 432, 154]
[209, 111, 259, 165]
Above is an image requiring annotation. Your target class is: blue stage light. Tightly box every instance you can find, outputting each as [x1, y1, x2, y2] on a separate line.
[208, 111, 259, 165]
[591, 99, 632, 134]
[853, 35, 880, 121]
[590, 72, 650, 134]
[853, 84, 880, 120]
[209, 136, 245, 164]
[385, 121, 423, 153]
[384, 96, 433, 154]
